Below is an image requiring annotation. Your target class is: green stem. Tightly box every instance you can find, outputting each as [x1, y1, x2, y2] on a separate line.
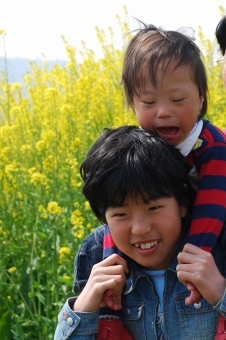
[4, 271, 35, 322]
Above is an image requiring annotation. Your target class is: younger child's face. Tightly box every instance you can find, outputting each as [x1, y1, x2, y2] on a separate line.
[133, 61, 204, 146]
[105, 196, 187, 270]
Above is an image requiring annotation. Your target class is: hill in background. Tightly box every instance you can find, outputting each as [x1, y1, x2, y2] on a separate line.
[0, 57, 67, 83]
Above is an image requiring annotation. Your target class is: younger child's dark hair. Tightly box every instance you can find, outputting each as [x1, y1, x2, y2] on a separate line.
[80, 126, 193, 223]
[121, 22, 208, 119]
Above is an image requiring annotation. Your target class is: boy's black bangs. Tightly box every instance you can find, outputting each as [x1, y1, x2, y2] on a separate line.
[81, 126, 193, 223]
[101, 162, 173, 209]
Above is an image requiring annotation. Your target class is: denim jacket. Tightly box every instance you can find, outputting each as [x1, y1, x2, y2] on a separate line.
[54, 225, 226, 340]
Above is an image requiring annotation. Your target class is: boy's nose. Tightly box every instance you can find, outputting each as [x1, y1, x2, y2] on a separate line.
[131, 220, 152, 235]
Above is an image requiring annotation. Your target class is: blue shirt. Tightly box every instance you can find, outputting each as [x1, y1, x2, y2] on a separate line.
[144, 269, 165, 339]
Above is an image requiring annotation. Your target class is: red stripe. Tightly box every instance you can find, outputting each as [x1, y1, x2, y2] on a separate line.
[200, 246, 212, 252]
[195, 189, 226, 206]
[200, 160, 226, 177]
[103, 234, 116, 248]
[201, 127, 215, 143]
[213, 125, 226, 139]
[186, 153, 193, 166]
[190, 218, 222, 236]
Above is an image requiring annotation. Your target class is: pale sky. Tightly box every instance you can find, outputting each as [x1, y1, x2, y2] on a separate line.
[0, 0, 225, 61]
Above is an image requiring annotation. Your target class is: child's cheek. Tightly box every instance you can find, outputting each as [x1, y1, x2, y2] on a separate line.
[222, 66, 226, 88]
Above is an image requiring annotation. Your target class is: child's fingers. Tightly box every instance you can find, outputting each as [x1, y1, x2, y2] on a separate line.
[90, 254, 128, 290]
[176, 268, 196, 286]
[74, 276, 123, 312]
[177, 243, 209, 264]
[73, 255, 128, 312]
[185, 289, 203, 306]
[182, 243, 206, 255]
[94, 277, 122, 294]
[92, 265, 126, 278]
[102, 289, 123, 310]
[91, 264, 127, 290]
[100, 254, 129, 273]
[176, 247, 226, 305]
[186, 281, 196, 291]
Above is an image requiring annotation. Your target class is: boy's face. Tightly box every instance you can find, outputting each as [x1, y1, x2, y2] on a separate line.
[132, 62, 204, 146]
[105, 196, 187, 270]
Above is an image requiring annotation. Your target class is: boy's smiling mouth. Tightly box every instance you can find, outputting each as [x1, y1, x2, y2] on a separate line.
[134, 240, 159, 249]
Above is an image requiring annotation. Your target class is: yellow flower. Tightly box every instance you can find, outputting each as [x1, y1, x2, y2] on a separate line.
[62, 275, 70, 281]
[73, 229, 84, 239]
[47, 201, 62, 215]
[59, 247, 71, 255]
[59, 247, 71, 263]
[8, 267, 17, 274]
[10, 106, 21, 116]
[30, 172, 47, 186]
[0, 125, 12, 138]
[85, 201, 90, 210]
[35, 140, 46, 152]
[11, 83, 22, 92]
[21, 144, 32, 154]
[38, 205, 48, 219]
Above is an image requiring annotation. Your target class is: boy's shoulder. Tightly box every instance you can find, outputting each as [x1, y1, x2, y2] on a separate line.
[73, 225, 105, 294]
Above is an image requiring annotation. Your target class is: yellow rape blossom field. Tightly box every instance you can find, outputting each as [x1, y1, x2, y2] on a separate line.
[1, 8, 226, 339]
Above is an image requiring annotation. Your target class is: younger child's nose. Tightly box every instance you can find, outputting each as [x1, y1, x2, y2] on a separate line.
[156, 105, 172, 118]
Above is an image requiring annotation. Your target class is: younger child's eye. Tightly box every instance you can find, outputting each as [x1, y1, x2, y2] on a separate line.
[172, 98, 184, 103]
[142, 101, 154, 105]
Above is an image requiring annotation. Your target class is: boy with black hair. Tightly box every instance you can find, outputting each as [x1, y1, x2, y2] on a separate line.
[54, 126, 226, 340]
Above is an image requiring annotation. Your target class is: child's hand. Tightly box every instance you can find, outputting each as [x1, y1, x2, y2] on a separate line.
[73, 254, 128, 312]
[176, 243, 226, 306]
[101, 286, 124, 310]
[184, 281, 203, 305]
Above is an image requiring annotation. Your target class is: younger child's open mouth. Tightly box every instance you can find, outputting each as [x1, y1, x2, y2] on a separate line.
[158, 127, 178, 136]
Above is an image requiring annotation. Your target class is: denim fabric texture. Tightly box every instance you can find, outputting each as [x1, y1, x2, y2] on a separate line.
[54, 225, 226, 340]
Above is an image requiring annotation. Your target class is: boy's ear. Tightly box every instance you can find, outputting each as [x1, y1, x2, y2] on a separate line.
[180, 205, 188, 218]
[180, 184, 189, 217]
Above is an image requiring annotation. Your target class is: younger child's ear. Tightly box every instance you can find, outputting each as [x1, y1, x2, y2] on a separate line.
[199, 96, 204, 109]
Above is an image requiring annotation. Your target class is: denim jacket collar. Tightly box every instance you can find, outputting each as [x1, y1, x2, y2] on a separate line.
[123, 230, 189, 295]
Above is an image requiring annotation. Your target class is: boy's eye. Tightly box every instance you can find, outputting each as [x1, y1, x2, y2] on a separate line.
[149, 206, 160, 211]
[113, 213, 126, 217]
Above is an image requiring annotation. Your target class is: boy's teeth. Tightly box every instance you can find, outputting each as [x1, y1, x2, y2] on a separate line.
[134, 241, 158, 249]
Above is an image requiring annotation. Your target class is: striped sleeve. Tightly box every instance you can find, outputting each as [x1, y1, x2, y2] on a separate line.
[188, 123, 226, 251]
[103, 225, 124, 259]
